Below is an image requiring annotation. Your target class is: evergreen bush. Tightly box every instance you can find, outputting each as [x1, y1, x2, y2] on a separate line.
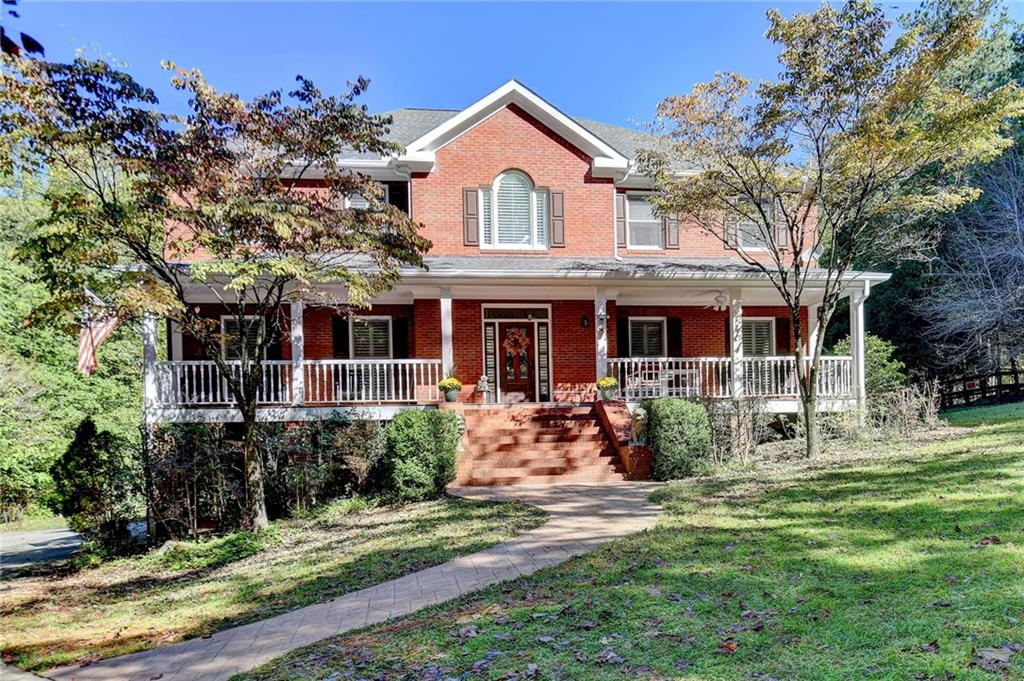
[644, 398, 712, 480]
[382, 409, 460, 501]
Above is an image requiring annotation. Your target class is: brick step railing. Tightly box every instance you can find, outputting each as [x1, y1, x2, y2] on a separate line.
[457, 404, 624, 486]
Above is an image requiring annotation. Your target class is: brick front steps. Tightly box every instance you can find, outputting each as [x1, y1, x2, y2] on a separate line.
[456, 404, 626, 485]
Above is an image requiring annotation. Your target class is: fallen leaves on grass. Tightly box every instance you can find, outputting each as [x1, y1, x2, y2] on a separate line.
[970, 642, 1022, 673]
[716, 638, 738, 654]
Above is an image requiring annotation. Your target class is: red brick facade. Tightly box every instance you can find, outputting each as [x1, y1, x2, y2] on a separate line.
[411, 104, 614, 257]
[173, 99, 816, 404]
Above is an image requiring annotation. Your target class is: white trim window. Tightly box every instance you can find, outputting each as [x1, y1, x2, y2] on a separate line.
[221, 315, 265, 360]
[480, 170, 549, 249]
[350, 316, 392, 359]
[629, 317, 666, 357]
[742, 319, 775, 356]
[625, 194, 663, 249]
[734, 200, 774, 251]
[346, 184, 390, 210]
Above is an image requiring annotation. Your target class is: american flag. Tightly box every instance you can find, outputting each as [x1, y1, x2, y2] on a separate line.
[77, 311, 121, 376]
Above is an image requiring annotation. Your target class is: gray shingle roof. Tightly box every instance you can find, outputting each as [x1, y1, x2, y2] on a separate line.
[342, 108, 692, 170]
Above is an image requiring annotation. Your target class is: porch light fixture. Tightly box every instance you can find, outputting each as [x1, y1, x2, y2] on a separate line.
[581, 314, 589, 328]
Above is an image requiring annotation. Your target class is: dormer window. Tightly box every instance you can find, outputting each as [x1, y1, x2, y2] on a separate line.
[480, 170, 549, 250]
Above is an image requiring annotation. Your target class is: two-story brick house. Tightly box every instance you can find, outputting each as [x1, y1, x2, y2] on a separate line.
[142, 81, 888, 484]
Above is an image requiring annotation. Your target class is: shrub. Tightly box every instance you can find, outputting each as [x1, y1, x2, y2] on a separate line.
[832, 334, 907, 397]
[50, 418, 142, 553]
[146, 423, 245, 540]
[644, 398, 712, 480]
[701, 397, 772, 465]
[382, 409, 460, 501]
[869, 381, 941, 436]
[262, 420, 340, 516]
[152, 527, 280, 571]
[333, 418, 386, 494]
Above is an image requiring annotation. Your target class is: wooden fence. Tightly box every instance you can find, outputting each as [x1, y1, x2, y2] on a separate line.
[940, 366, 1024, 409]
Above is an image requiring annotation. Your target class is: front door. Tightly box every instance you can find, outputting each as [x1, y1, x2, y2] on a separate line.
[498, 322, 535, 403]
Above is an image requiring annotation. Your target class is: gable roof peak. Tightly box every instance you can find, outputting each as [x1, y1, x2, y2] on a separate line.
[400, 79, 630, 178]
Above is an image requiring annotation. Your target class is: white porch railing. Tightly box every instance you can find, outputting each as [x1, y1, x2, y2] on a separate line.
[745, 356, 852, 398]
[608, 357, 733, 401]
[304, 359, 443, 404]
[153, 358, 444, 408]
[607, 356, 853, 402]
[155, 360, 293, 406]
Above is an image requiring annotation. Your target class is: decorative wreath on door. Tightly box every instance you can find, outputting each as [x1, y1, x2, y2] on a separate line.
[502, 327, 531, 354]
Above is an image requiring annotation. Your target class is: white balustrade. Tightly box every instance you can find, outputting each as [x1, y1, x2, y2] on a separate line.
[155, 360, 292, 406]
[607, 356, 853, 401]
[304, 359, 443, 405]
[154, 358, 444, 407]
[608, 357, 733, 401]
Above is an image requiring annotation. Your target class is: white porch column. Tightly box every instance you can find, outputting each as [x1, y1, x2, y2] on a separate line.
[142, 313, 158, 424]
[290, 301, 305, 406]
[849, 282, 870, 412]
[807, 302, 822, 355]
[440, 287, 454, 375]
[169, 320, 183, 361]
[729, 288, 745, 399]
[594, 287, 608, 379]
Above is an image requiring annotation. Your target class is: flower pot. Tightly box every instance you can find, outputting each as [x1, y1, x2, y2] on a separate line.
[444, 388, 460, 402]
[599, 388, 617, 402]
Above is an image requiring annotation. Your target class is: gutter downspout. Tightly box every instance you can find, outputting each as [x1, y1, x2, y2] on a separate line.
[613, 161, 635, 262]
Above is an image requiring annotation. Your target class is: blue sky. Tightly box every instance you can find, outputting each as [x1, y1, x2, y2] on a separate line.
[19, 1, 1024, 128]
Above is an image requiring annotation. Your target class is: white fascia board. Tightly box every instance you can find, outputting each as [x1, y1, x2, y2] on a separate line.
[393, 267, 893, 289]
[400, 80, 629, 177]
[286, 158, 415, 181]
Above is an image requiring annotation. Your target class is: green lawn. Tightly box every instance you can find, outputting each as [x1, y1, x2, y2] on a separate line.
[0, 496, 546, 672]
[0, 507, 67, 533]
[238, 403, 1024, 681]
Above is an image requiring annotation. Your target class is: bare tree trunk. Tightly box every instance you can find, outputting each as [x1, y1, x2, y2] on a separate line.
[793, 311, 822, 458]
[802, 395, 820, 458]
[241, 406, 269, 531]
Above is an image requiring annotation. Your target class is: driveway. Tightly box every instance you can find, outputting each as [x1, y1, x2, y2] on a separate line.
[0, 527, 81, 576]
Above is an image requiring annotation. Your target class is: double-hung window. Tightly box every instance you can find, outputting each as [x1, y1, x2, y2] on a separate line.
[733, 199, 774, 250]
[625, 194, 663, 249]
[480, 171, 549, 249]
[629, 318, 666, 357]
[350, 317, 392, 359]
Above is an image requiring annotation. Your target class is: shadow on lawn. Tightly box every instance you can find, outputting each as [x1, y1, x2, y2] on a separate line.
[245, 427, 1022, 681]
[3, 499, 544, 671]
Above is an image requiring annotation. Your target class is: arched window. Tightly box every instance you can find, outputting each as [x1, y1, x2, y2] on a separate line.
[480, 170, 549, 249]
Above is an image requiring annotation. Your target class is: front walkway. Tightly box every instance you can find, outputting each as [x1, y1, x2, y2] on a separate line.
[46, 483, 662, 681]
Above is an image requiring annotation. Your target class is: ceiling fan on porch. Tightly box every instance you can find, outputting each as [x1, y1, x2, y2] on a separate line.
[705, 290, 729, 312]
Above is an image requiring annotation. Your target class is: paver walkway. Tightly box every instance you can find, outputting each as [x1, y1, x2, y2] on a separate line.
[46, 483, 662, 681]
